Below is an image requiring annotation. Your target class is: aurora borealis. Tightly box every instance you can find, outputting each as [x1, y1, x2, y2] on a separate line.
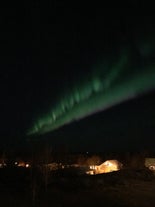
[28, 46, 155, 136]
[1, 3, 155, 153]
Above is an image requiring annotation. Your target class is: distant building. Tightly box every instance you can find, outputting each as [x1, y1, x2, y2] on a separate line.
[87, 160, 123, 175]
[145, 158, 155, 170]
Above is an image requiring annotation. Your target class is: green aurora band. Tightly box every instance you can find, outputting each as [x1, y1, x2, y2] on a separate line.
[28, 46, 155, 136]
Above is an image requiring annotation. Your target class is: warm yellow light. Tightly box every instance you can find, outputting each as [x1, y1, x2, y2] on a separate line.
[86, 160, 122, 175]
[25, 164, 30, 168]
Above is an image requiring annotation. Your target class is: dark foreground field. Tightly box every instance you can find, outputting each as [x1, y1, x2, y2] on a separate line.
[0, 167, 155, 207]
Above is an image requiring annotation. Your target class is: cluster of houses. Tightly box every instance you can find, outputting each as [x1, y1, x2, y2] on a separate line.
[44, 158, 155, 175]
[0, 155, 155, 175]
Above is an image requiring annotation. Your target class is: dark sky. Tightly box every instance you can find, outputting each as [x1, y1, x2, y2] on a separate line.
[48, 90, 155, 153]
[0, 3, 155, 152]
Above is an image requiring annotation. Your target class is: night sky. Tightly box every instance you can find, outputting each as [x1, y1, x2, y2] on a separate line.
[0, 3, 155, 152]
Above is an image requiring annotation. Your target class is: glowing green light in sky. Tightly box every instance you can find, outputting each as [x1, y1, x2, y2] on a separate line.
[27, 45, 155, 136]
